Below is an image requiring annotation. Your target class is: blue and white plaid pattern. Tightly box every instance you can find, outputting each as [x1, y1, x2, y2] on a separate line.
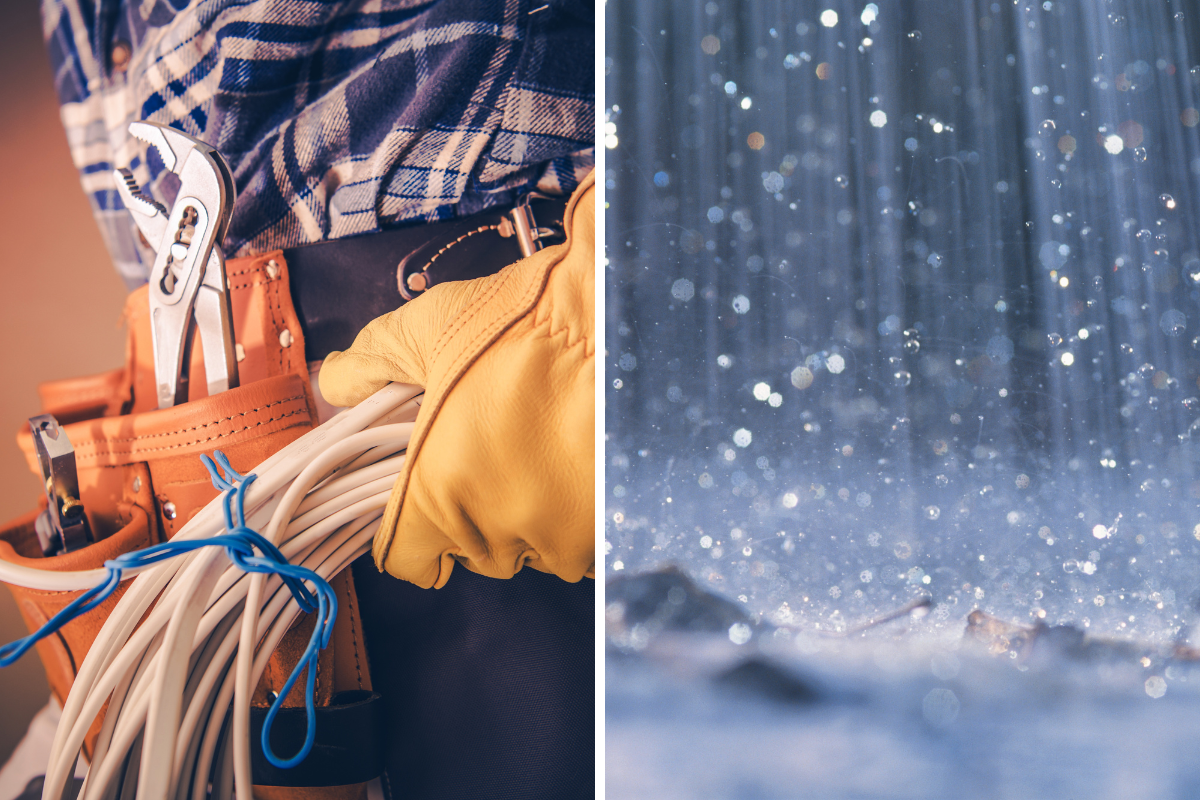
[43, 0, 594, 287]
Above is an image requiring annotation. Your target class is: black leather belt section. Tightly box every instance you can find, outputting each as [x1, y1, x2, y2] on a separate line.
[250, 690, 386, 787]
[285, 198, 567, 362]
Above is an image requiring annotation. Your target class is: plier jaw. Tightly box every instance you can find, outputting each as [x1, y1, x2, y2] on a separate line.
[113, 122, 239, 408]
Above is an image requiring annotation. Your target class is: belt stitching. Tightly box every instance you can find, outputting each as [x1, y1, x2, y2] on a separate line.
[71, 408, 307, 460]
[59, 396, 307, 449]
[69, 408, 307, 461]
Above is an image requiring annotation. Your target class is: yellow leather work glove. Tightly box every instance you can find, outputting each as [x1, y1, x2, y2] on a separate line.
[319, 172, 595, 588]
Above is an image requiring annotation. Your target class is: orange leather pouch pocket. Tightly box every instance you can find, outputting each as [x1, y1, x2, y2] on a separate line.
[0, 254, 375, 779]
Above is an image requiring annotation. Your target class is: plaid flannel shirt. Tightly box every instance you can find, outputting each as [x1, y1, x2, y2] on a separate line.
[43, 0, 594, 288]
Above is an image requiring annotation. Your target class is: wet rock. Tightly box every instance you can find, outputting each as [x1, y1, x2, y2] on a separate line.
[606, 565, 760, 651]
[966, 609, 1148, 666]
[713, 656, 821, 706]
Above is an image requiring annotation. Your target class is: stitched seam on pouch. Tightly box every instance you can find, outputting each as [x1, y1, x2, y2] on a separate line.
[228, 278, 269, 291]
[421, 224, 502, 275]
[74, 409, 306, 460]
[268, 271, 286, 376]
[226, 258, 273, 279]
[345, 581, 365, 688]
[66, 396, 306, 450]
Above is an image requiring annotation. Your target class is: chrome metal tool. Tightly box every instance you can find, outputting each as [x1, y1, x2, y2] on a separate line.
[114, 121, 239, 408]
[29, 414, 92, 556]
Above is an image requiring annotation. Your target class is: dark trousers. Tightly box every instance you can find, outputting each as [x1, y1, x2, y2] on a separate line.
[351, 557, 595, 800]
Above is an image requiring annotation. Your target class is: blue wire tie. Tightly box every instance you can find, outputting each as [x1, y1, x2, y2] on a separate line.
[0, 449, 337, 770]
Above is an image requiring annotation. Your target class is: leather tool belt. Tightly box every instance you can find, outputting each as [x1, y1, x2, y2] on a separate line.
[0, 253, 381, 796]
[0, 196, 563, 795]
[287, 195, 567, 362]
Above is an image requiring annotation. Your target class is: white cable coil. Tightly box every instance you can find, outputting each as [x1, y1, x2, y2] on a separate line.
[7, 383, 423, 800]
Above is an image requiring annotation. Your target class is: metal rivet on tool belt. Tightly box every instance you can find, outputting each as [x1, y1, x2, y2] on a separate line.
[132, 477, 141, 493]
[266, 260, 280, 279]
[163, 501, 177, 520]
[406, 272, 428, 293]
[279, 329, 293, 348]
[111, 40, 131, 72]
[235, 343, 245, 362]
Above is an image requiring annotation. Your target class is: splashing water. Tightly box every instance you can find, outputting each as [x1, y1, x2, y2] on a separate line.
[606, 1, 1200, 793]
[607, 0, 1200, 642]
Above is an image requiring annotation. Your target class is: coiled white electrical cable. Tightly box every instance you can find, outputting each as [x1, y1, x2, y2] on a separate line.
[8, 382, 424, 800]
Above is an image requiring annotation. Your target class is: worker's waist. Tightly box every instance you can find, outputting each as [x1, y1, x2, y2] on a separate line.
[283, 197, 568, 363]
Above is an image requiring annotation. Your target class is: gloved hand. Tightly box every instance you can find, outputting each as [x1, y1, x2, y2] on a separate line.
[319, 173, 595, 588]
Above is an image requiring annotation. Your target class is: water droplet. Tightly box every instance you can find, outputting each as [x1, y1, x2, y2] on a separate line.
[1183, 257, 1200, 285]
[908, 30, 921, 40]
[1137, 228, 1152, 241]
[835, 174, 849, 188]
[1034, 149, 1047, 162]
[924, 505, 940, 520]
[1133, 146, 1148, 162]
[1183, 397, 1200, 411]
[1047, 332, 1063, 347]
[1038, 119, 1056, 136]
[1120, 342, 1135, 354]
[1161, 193, 1177, 210]
[1160, 309, 1187, 337]
[1050, 178, 1062, 188]
[1138, 362, 1156, 378]
[1148, 396, 1161, 410]
[903, 338, 921, 354]
[893, 370, 912, 387]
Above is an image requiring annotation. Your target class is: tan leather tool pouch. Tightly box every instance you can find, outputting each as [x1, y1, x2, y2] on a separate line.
[0, 254, 374, 788]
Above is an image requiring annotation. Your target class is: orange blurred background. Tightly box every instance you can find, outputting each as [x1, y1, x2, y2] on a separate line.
[0, 2, 128, 764]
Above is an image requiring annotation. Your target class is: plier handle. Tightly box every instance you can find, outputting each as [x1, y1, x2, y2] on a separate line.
[114, 122, 239, 408]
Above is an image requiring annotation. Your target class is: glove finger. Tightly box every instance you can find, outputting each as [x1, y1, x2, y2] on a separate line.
[318, 278, 487, 407]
